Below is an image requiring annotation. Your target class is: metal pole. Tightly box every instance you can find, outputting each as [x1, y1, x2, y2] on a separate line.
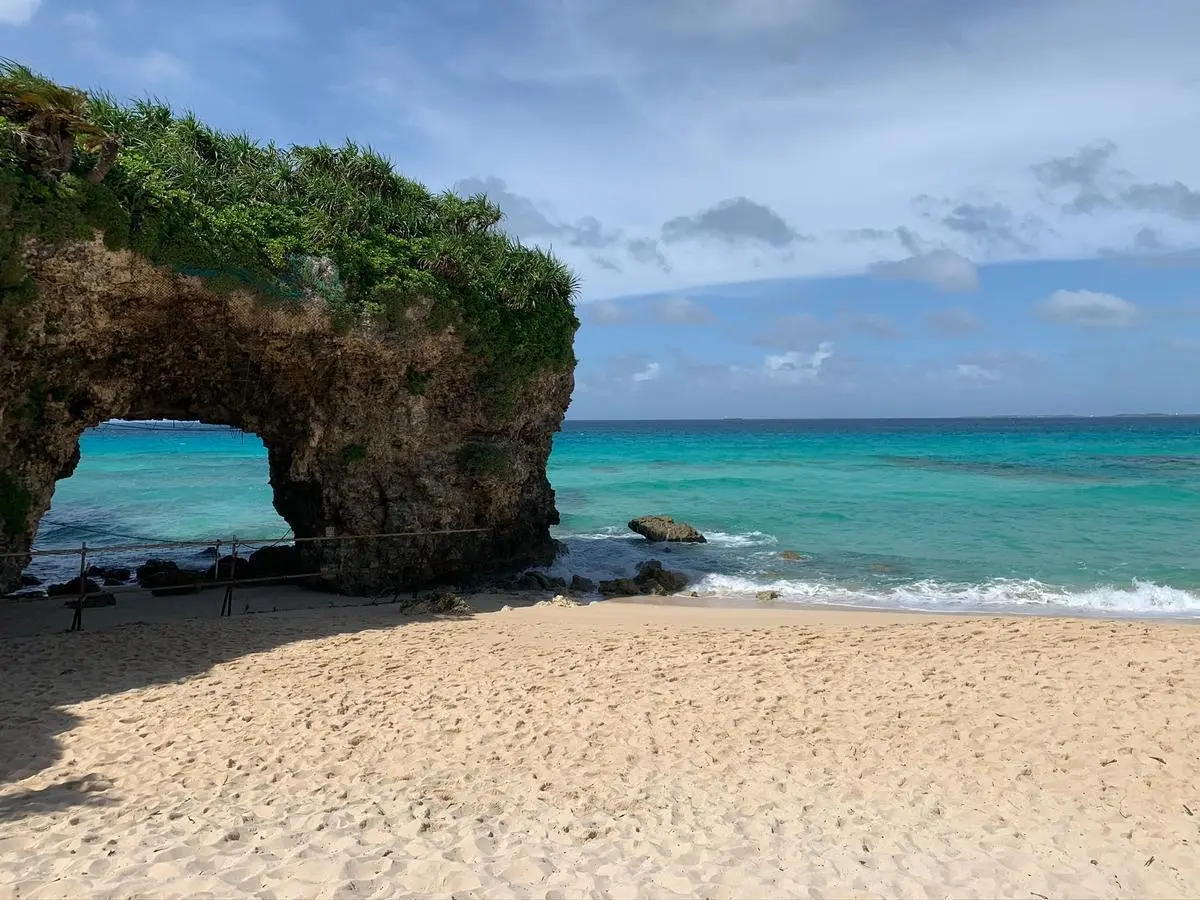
[70, 541, 88, 632]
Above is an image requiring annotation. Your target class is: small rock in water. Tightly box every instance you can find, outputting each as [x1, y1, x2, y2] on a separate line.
[628, 515, 707, 543]
[779, 550, 809, 562]
[20, 574, 42, 587]
[756, 590, 781, 603]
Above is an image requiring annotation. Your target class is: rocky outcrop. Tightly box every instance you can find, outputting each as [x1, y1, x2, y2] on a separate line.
[628, 516, 706, 543]
[0, 241, 574, 595]
[0, 64, 578, 597]
[599, 559, 690, 597]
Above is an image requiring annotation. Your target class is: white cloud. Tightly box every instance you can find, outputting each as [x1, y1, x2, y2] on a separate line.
[0, 0, 39, 25]
[631, 361, 661, 383]
[955, 363, 1001, 383]
[764, 342, 834, 383]
[340, 0, 1200, 298]
[584, 300, 630, 325]
[653, 297, 717, 325]
[1035, 289, 1141, 328]
[868, 249, 979, 292]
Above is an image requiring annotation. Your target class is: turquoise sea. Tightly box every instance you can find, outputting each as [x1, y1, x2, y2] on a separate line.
[26, 417, 1200, 617]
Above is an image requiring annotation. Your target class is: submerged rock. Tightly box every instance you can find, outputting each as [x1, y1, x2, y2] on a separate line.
[779, 550, 808, 562]
[628, 516, 706, 543]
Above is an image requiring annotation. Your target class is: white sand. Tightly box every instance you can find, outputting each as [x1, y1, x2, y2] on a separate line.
[1, 595, 1198, 898]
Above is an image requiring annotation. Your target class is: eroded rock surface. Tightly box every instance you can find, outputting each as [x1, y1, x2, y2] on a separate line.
[628, 515, 707, 543]
[0, 239, 573, 595]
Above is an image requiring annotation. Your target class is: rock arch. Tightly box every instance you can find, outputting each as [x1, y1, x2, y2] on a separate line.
[0, 239, 572, 594]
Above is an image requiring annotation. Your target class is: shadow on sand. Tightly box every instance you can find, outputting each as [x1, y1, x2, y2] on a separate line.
[0, 585, 541, 824]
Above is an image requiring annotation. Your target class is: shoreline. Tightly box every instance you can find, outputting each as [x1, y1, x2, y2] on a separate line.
[5, 582, 1200, 640]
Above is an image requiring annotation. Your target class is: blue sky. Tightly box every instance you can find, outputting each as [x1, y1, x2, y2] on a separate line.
[5, 0, 1200, 418]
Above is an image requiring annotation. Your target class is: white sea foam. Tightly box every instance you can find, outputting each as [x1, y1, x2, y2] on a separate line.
[545, 527, 1200, 618]
[693, 573, 1200, 617]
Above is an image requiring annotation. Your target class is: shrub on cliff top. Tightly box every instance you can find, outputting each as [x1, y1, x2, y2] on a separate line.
[0, 59, 579, 384]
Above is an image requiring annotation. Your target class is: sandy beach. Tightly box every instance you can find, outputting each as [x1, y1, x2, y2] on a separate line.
[1, 593, 1198, 899]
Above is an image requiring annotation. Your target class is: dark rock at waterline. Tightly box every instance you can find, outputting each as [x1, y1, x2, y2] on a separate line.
[86, 565, 132, 582]
[599, 560, 690, 597]
[513, 571, 566, 592]
[599, 577, 640, 597]
[205, 554, 245, 581]
[20, 574, 42, 587]
[635, 559, 689, 594]
[628, 516, 706, 543]
[245, 545, 309, 581]
[62, 592, 116, 609]
[136, 558, 207, 595]
[570, 574, 596, 593]
[47, 576, 102, 596]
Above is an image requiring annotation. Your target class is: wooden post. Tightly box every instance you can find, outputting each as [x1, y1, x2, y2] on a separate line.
[220, 537, 237, 617]
[70, 541, 88, 632]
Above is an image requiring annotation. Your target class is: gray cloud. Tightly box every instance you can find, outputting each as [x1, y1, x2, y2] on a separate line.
[868, 249, 979, 292]
[662, 197, 808, 247]
[1032, 142, 1200, 222]
[1132, 227, 1166, 251]
[453, 175, 561, 237]
[1034, 289, 1141, 328]
[1031, 140, 1120, 215]
[454, 176, 672, 270]
[626, 237, 671, 271]
[925, 307, 983, 337]
[848, 313, 903, 340]
[939, 201, 1039, 252]
[653, 297, 717, 325]
[1120, 180, 1200, 221]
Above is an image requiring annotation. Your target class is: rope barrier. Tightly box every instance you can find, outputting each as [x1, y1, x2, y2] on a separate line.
[4, 525, 494, 632]
[2, 527, 489, 560]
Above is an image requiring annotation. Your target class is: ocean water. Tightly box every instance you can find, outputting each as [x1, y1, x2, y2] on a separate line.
[22, 417, 1200, 617]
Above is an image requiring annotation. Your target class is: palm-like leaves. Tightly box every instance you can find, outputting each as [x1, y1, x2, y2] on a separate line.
[3, 60, 580, 378]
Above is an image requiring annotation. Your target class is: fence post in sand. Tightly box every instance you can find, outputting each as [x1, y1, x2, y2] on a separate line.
[220, 537, 238, 617]
[70, 541, 88, 632]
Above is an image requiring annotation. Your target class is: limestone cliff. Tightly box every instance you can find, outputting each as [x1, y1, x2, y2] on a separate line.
[0, 62, 579, 595]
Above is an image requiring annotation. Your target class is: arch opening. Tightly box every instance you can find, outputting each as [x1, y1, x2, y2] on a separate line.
[0, 242, 570, 597]
[21, 420, 292, 592]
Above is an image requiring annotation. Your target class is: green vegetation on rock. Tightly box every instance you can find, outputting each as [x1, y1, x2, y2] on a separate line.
[0, 59, 579, 387]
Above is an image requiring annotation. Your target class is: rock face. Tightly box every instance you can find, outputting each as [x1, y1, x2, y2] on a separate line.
[599, 559, 690, 597]
[628, 516, 707, 543]
[0, 239, 574, 595]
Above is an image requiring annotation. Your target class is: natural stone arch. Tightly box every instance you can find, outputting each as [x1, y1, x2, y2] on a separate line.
[0, 62, 578, 595]
[0, 239, 571, 594]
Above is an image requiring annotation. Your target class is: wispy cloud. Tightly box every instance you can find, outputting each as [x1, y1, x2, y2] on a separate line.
[1034, 289, 1141, 328]
[0, 0, 40, 26]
